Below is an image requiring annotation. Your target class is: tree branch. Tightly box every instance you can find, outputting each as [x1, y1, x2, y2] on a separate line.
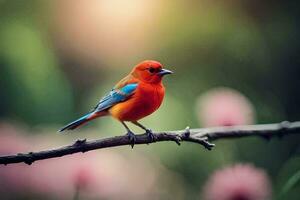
[0, 121, 299, 165]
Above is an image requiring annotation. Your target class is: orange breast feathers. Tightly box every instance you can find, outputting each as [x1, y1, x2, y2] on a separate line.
[109, 82, 165, 122]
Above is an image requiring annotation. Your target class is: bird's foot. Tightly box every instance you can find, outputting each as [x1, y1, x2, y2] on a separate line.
[146, 129, 156, 143]
[126, 131, 136, 148]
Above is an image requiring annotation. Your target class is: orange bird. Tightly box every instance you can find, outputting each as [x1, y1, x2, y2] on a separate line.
[59, 60, 173, 146]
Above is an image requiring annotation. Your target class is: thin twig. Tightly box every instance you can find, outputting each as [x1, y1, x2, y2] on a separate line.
[0, 121, 299, 165]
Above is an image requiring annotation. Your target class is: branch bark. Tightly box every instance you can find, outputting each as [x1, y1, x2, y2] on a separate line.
[0, 121, 299, 165]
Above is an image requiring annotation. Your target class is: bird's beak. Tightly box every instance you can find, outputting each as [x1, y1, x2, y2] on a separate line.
[158, 68, 173, 76]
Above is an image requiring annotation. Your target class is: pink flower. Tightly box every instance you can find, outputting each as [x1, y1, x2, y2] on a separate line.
[202, 164, 272, 200]
[196, 87, 255, 127]
[73, 167, 93, 190]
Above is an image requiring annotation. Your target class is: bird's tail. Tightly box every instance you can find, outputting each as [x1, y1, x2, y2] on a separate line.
[58, 111, 106, 132]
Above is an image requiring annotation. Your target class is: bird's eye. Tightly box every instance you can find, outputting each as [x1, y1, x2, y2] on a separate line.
[148, 67, 155, 73]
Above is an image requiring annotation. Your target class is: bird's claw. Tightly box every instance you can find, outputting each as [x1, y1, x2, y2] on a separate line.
[126, 131, 136, 148]
[146, 129, 156, 143]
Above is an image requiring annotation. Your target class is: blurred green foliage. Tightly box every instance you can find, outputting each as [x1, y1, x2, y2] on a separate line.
[0, 0, 299, 199]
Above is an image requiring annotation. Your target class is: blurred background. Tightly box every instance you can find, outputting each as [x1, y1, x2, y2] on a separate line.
[0, 0, 299, 199]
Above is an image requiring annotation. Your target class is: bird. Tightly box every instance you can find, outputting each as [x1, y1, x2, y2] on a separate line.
[59, 60, 173, 147]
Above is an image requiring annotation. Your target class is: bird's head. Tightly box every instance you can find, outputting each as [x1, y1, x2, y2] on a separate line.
[131, 60, 173, 84]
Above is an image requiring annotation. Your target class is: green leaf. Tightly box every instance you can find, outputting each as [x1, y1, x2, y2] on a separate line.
[279, 170, 300, 199]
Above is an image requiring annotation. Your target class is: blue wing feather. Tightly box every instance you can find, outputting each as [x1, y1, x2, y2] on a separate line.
[94, 83, 138, 112]
[120, 83, 137, 94]
[59, 83, 138, 132]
